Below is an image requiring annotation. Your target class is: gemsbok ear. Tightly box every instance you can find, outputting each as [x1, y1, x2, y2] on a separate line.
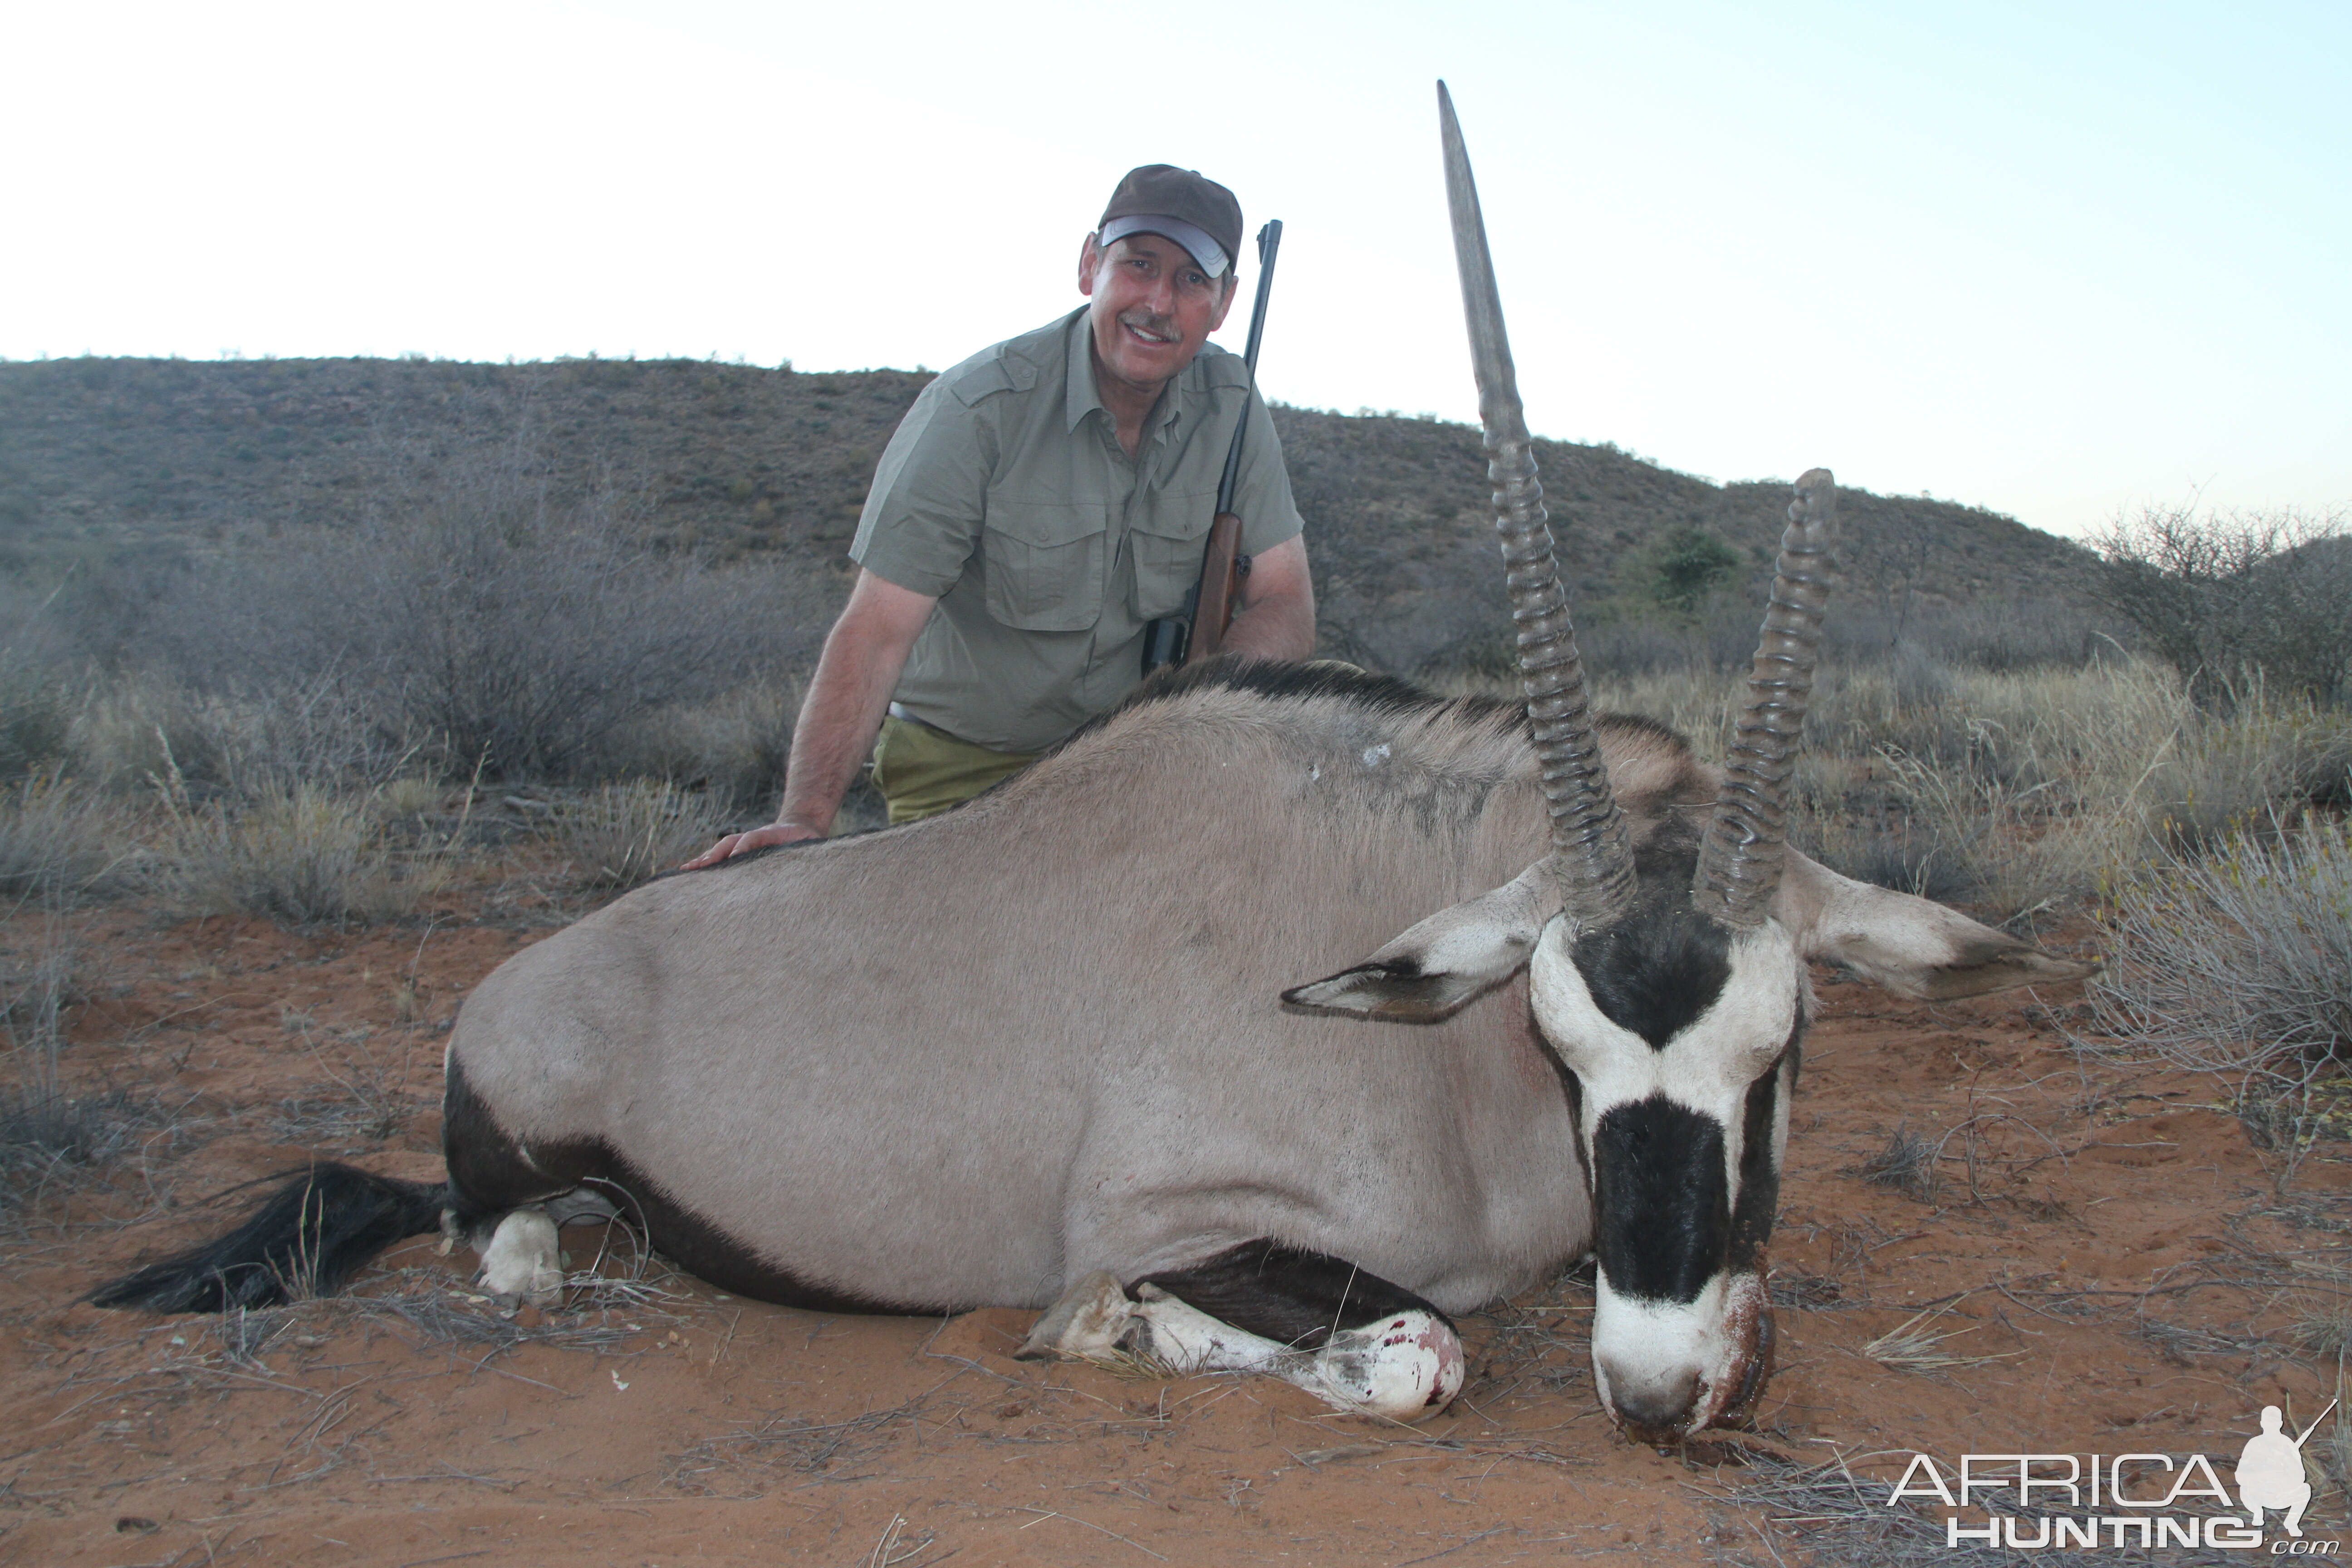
[1774, 849, 2100, 1000]
[1284, 862, 1561, 1023]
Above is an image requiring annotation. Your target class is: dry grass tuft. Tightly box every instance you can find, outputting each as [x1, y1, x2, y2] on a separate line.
[2290, 1300, 2352, 1360]
[0, 769, 132, 901]
[380, 776, 442, 818]
[0, 1086, 158, 1219]
[1857, 1126, 1942, 1204]
[161, 784, 443, 926]
[2134, 697, 2352, 853]
[551, 780, 728, 891]
[1861, 1307, 2016, 1373]
[608, 679, 799, 815]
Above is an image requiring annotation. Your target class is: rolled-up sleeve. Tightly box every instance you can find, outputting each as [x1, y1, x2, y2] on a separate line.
[849, 381, 991, 598]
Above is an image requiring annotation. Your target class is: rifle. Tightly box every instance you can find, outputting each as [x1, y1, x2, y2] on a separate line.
[1141, 218, 1283, 673]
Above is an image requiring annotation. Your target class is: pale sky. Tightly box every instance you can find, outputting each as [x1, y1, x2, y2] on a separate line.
[5, 1, 2344, 540]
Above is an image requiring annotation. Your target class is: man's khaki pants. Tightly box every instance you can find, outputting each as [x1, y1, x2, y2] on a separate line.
[869, 715, 1040, 825]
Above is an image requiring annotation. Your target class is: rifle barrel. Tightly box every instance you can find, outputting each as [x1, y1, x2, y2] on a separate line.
[1215, 220, 1284, 515]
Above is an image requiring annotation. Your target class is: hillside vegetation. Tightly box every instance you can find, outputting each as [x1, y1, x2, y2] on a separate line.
[0, 355, 2101, 676]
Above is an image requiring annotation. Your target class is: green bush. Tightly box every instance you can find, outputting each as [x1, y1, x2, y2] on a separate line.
[1647, 527, 1740, 616]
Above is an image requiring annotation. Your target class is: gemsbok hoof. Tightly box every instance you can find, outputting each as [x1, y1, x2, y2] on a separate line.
[473, 1208, 563, 1309]
[1014, 1269, 1133, 1361]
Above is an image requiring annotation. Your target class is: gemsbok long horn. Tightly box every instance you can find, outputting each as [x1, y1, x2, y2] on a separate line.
[1438, 81, 1635, 927]
[1691, 470, 1840, 930]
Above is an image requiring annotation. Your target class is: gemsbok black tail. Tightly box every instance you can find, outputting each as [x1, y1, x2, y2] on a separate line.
[88, 1161, 450, 1312]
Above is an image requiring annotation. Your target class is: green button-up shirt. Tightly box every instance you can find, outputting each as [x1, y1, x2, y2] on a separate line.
[849, 308, 1305, 753]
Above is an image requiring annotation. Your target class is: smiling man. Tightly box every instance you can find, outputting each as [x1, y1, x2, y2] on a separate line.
[691, 166, 1315, 861]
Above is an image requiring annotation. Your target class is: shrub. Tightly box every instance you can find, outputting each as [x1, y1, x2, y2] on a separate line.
[552, 781, 730, 891]
[162, 786, 438, 927]
[2075, 818, 2352, 1186]
[70, 669, 412, 803]
[0, 770, 127, 901]
[2092, 504, 2352, 709]
[600, 679, 798, 813]
[122, 446, 829, 784]
[1646, 527, 1740, 616]
[0, 1088, 151, 1219]
[0, 658, 74, 780]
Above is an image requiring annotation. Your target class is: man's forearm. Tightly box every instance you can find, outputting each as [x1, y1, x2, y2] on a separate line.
[775, 571, 938, 833]
[774, 661, 897, 833]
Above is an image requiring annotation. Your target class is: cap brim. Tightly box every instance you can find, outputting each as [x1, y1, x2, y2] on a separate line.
[1097, 215, 1230, 277]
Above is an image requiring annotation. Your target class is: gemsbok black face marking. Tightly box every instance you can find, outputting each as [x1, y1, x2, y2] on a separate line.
[1592, 1096, 1730, 1304]
[85, 82, 2097, 1449]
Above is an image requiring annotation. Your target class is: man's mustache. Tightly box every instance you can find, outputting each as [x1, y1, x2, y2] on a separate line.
[1117, 310, 1177, 343]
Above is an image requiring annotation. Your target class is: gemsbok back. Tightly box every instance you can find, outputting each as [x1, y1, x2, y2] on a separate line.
[90, 86, 2093, 1445]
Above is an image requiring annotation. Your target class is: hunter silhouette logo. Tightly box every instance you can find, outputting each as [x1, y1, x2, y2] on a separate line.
[1886, 1401, 2341, 1552]
[2238, 1402, 2331, 1539]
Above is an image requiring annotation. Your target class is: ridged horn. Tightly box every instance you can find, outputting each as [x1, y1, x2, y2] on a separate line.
[1691, 469, 1841, 930]
[1438, 82, 1634, 927]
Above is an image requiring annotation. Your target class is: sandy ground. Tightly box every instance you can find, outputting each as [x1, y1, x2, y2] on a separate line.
[3, 864, 2345, 1566]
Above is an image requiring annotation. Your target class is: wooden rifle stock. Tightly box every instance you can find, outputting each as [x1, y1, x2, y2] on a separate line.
[1186, 513, 1248, 661]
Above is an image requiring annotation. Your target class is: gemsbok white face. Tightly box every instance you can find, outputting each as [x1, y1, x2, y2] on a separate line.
[1532, 879, 1803, 1441]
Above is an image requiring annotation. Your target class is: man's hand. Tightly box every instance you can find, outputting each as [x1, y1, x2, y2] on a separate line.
[681, 820, 825, 870]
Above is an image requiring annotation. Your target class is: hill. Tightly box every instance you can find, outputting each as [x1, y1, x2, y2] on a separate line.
[0, 355, 2100, 671]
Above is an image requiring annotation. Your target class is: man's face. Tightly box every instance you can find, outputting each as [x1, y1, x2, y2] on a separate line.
[1078, 230, 1236, 401]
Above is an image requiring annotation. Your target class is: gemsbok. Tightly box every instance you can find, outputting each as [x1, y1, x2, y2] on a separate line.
[91, 85, 2092, 1444]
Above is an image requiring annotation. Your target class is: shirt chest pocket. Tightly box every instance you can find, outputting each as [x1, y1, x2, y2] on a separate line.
[1128, 500, 1216, 621]
[980, 499, 1109, 632]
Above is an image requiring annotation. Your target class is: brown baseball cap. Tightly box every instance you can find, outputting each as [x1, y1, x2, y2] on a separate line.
[1097, 165, 1244, 278]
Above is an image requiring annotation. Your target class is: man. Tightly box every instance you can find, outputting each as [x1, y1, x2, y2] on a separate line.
[689, 165, 1314, 865]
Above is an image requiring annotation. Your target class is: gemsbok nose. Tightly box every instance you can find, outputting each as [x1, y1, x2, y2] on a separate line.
[1599, 1360, 1700, 1439]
